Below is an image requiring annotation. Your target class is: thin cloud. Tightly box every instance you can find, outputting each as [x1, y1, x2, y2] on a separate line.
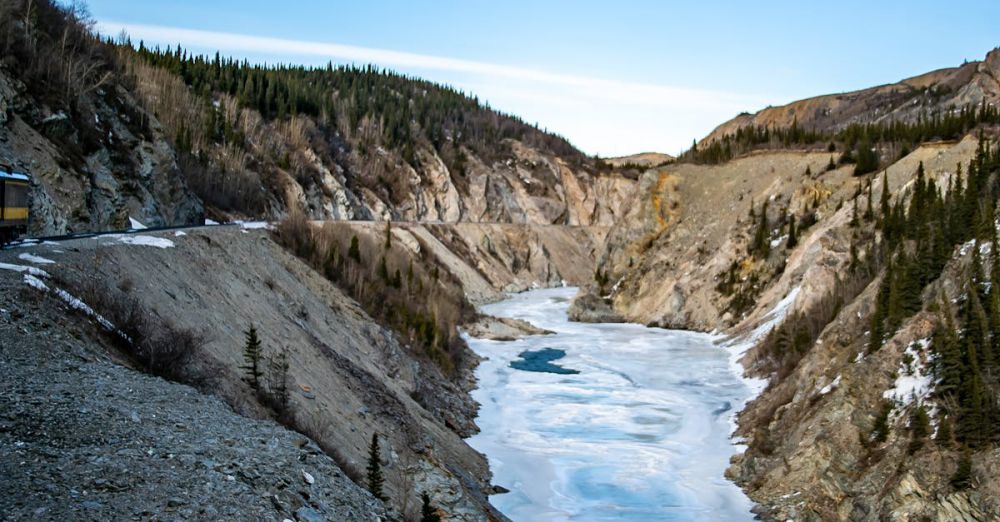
[97, 21, 763, 112]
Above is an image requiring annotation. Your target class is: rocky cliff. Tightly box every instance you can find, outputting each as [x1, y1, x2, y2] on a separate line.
[573, 47, 1000, 517]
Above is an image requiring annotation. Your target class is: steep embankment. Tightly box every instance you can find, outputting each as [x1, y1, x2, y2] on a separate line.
[579, 130, 1000, 519]
[573, 47, 1000, 516]
[0, 271, 386, 521]
[0, 218, 607, 521]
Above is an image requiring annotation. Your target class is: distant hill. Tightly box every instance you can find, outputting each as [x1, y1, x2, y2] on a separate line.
[602, 152, 675, 169]
[703, 48, 1000, 144]
[679, 49, 1000, 169]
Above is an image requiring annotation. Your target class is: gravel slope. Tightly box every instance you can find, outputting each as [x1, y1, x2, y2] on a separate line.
[0, 272, 386, 521]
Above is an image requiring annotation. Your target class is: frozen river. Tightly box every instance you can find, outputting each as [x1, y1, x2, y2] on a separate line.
[467, 287, 756, 521]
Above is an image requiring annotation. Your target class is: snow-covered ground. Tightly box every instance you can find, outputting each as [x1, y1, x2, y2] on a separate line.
[467, 287, 755, 521]
[884, 339, 933, 406]
[102, 235, 175, 249]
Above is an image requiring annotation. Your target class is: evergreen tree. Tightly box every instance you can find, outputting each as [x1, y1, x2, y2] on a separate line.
[242, 325, 263, 391]
[936, 414, 954, 448]
[786, 214, 798, 249]
[951, 449, 973, 489]
[384, 220, 392, 249]
[366, 433, 386, 501]
[864, 179, 875, 222]
[879, 172, 891, 230]
[854, 138, 879, 176]
[872, 400, 893, 443]
[751, 200, 770, 258]
[348, 235, 361, 262]
[909, 404, 930, 453]
[421, 492, 442, 522]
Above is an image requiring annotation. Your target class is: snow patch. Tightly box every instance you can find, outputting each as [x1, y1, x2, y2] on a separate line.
[21, 274, 115, 331]
[17, 253, 55, 265]
[235, 220, 271, 230]
[128, 216, 147, 230]
[204, 218, 220, 225]
[23, 274, 48, 291]
[722, 285, 802, 434]
[174, 230, 187, 237]
[0, 262, 50, 278]
[104, 235, 175, 249]
[883, 339, 933, 406]
[819, 375, 841, 395]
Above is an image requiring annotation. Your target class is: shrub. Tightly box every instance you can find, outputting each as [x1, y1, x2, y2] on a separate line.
[69, 275, 205, 382]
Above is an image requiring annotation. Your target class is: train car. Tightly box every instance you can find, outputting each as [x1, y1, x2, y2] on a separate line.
[0, 168, 30, 246]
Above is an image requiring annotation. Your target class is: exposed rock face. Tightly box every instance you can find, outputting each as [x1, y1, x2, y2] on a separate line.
[463, 315, 553, 341]
[0, 69, 204, 235]
[576, 132, 1000, 519]
[703, 48, 1000, 145]
[115, 58, 637, 233]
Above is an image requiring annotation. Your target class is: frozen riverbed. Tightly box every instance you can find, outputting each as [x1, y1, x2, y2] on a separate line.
[467, 287, 756, 521]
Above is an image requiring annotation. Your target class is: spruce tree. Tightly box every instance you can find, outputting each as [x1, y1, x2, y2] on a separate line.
[367, 433, 386, 501]
[909, 404, 930, 453]
[242, 325, 263, 391]
[421, 492, 442, 522]
[951, 449, 973, 489]
[786, 214, 798, 249]
[872, 400, 893, 443]
[936, 414, 954, 448]
[864, 179, 875, 222]
[348, 235, 361, 262]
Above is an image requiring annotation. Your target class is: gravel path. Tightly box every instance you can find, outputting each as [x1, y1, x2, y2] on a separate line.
[0, 272, 386, 521]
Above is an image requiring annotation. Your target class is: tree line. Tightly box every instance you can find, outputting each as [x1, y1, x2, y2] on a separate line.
[126, 40, 591, 171]
[681, 103, 1000, 172]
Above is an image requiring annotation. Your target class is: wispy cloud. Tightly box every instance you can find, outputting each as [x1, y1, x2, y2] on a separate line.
[96, 21, 768, 155]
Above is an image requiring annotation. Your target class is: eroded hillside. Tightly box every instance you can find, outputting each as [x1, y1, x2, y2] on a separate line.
[0, 0, 636, 236]
[573, 57, 1000, 517]
[0, 215, 608, 521]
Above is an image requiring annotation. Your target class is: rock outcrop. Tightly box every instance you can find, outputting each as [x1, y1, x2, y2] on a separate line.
[575, 126, 1000, 518]
[0, 69, 204, 235]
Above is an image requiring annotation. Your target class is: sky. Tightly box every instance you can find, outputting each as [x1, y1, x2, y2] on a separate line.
[89, 1, 1000, 157]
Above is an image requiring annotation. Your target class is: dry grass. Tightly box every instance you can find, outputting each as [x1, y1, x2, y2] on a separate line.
[65, 273, 207, 383]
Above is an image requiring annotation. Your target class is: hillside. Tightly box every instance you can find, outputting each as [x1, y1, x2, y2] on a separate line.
[704, 48, 1000, 144]
[679, 49, 1000, 171]
[572, 49, 1000, 518]
[0, 0, 635, 236]
[0, 218, 609, 520]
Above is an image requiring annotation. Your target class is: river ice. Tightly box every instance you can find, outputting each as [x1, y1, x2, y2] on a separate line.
[467, 287, 756, 521]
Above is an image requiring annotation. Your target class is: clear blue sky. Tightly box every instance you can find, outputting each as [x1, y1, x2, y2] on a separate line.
[89, 0, 999, 156]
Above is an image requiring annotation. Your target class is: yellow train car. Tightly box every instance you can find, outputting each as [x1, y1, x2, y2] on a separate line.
[1, 168, 30, 246]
